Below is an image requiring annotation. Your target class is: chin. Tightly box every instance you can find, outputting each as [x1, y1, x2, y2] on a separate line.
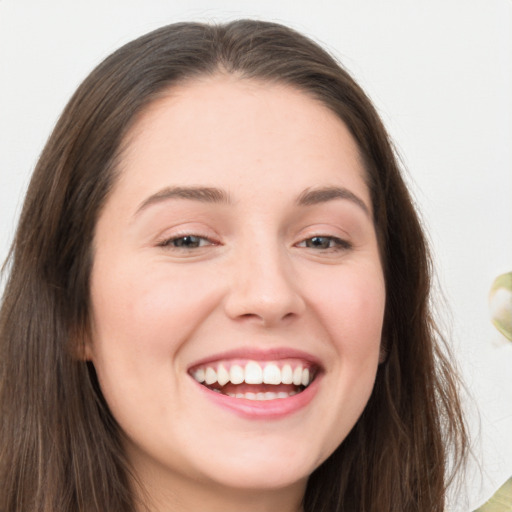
[202, 464, 310, 493]
[188, 440, 325, 492]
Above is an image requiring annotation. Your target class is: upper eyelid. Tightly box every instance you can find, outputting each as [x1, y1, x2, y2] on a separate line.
[295, 228, 351, 243]
[153, 224, 353, 247]
[156, 233, 218, 247]
[296, 235, 352, 247]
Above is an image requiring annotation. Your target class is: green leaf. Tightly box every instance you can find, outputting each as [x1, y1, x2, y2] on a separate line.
[489, 272, 512, 341]
[474, 477, 512, 511]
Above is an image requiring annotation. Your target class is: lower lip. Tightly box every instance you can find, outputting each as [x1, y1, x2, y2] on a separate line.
[193, 376, 321, 419]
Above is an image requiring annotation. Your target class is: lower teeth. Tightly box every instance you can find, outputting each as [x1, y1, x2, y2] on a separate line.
[227, 390, 298, 400]
[207, 388, 300, 400]
[205, 384, 306, 400]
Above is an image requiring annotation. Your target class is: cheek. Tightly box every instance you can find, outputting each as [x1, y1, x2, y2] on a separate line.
[89, 262, 221, 360]
[309, 263, 386, 351]
[302, 265, 385, 461]
[87, 262, 224, 425]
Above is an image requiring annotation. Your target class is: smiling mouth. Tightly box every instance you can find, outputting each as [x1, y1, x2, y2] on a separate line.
[189, 360, 318, 400]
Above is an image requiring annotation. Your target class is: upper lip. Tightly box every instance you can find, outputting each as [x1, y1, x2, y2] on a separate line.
[187, 347, 323, 371]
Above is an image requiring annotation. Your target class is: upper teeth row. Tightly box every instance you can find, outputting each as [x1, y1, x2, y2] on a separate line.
[191, 361, 312, 387]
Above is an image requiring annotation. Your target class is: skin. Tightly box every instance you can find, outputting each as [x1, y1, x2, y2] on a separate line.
[86, 75, 386, 512]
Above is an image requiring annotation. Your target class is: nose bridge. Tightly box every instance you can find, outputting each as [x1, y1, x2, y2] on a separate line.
[224, 232, 305, 325]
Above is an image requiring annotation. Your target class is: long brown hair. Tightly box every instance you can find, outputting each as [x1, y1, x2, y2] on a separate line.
[0, 20, 467, 511]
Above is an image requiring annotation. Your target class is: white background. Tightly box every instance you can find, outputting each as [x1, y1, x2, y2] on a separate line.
[1, 1, 511, 509]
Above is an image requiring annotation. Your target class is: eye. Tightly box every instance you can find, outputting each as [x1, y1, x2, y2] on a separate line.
[297, 236, 352, 251]
[158, 235, 214, 249]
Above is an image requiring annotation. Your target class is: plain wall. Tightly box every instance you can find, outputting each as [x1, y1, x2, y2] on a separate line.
[1, 1, 511, 509]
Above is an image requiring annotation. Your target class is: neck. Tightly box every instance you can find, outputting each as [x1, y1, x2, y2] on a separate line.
[132, 464, 306, 512]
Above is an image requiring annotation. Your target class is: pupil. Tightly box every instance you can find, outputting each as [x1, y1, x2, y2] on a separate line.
[174, 236, 200, 248]
[308, 236, 329, 249]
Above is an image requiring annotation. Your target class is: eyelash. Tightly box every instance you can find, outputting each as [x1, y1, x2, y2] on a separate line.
[296, 236, 352, 251]
[157, 234, 351, 252]
[157, 234, 215, 249]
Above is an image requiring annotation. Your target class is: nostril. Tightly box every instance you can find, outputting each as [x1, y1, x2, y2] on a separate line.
[234, 310, 298, 327]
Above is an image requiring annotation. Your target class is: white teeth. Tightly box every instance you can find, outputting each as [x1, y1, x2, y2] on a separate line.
[191, 360, 315, 387]
[281, 364, 293, 384]
[263, 363, 281, 385]
[227, 391, 296, 400]
[204, 367, 217, 385]
[193, 368, 205, 383]
[301, 368, 310, 387]
[292, 366, 303, 386]
[217, 364, 230, 386]
[229, 364, 244, 385]
[244, 361, 263, 384]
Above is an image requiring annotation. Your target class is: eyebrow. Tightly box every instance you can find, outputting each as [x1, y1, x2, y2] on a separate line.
[134, 184, 370, 217]
[296, 186, 370, 216]
[135, 186, 231, 216]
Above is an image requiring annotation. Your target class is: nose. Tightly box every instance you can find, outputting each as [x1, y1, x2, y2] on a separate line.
[223, 242, 306, 327]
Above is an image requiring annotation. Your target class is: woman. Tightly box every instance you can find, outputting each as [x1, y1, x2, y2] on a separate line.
[0, 20, 467, 511]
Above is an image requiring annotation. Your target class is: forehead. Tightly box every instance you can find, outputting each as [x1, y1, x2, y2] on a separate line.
[115, 75, 369, 207]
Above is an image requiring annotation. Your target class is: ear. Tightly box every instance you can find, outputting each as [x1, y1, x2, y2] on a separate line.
[69, 326, 95, 361]
[81, 337, 94, 361]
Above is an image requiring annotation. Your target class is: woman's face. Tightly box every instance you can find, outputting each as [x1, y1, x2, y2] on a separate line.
[87, 76, 386, 503]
